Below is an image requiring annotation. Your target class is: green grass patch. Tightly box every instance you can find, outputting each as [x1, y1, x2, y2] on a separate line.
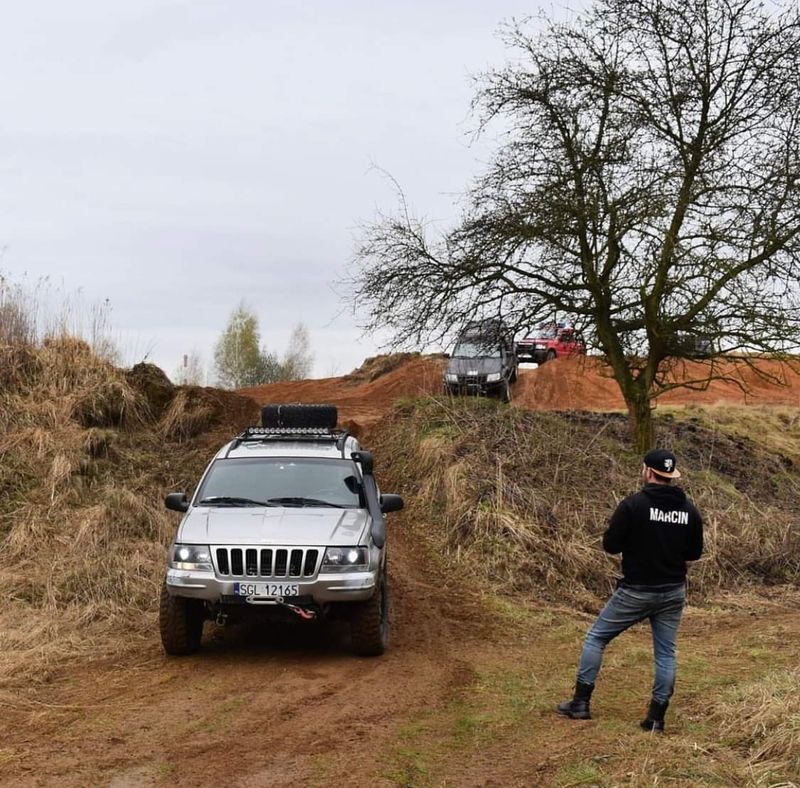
[554, 759, 609, 787]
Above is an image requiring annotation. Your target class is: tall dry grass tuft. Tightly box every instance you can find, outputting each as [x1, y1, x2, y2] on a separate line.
[710, 669, 800, 782]
[372, 399, 800, 608]
[0, 337, 257, 688]
[159, 388, 218, 441]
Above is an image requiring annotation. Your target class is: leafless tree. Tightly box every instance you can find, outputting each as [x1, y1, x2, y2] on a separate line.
[281, 322, 314, 380]
[353, 0, 800, 451]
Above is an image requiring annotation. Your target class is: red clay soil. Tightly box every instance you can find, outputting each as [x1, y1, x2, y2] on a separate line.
[241, 355, 800, 432]
[514, 356, 800, 410]
[239, 356, 447, 434]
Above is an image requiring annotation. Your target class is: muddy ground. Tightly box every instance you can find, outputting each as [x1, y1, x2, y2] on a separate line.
[3, 359, 799, 786]
[4, 519, 798, 786]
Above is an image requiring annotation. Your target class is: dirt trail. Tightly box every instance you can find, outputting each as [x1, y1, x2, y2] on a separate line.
[6, 527, 799, 786]
[1, 527, 498, 787]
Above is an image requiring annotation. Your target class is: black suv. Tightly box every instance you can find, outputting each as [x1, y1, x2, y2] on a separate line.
[443, 320, 518, 403]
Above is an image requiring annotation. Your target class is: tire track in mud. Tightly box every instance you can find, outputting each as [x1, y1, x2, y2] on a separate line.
[2, 360, 480, 787]
[2, 523, 480, 788]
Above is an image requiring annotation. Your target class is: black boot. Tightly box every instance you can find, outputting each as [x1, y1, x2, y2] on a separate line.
[640, 698, 668, 732]
[556, 681, 594, 720]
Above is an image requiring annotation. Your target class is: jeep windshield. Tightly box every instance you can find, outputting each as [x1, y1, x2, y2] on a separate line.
[452, 339, 501, 358]
[196, 458, 361, 508]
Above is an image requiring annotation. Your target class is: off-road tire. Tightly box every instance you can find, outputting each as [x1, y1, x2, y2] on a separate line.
[350, 574, 389, 656]
[261, 403, 338, 429]
[545, 350, 557, 363]
[159, 582, 205, 656]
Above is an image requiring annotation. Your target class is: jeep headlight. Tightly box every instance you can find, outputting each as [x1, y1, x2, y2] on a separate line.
[322, 546, 369, 571]
[170, 544, 213, 571]
[486, 372, 501, 382]
[445, 373, 458, 383]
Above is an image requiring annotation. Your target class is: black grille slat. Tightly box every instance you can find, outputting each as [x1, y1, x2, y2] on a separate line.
[303, 550, 318, 576]
[214, 546, 319, 578]
[289, 549, 303, 576]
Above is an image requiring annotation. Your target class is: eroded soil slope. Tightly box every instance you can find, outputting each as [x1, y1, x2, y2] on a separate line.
[514, 356, 800, 410]
[242, 354, 800, 435]
[240, 355, 446, 432]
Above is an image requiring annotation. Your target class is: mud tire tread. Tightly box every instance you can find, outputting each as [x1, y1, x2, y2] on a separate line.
[350, 575, 388, 657]
[159, 582, 204, 656]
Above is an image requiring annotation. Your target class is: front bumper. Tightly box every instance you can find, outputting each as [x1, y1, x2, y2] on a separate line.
[445, 379, 504, 397]
[517, 346, 548, 363]
[165, 567, 378, 604]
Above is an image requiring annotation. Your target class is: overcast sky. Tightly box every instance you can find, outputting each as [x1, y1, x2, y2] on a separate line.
[1, 0, 551, 380]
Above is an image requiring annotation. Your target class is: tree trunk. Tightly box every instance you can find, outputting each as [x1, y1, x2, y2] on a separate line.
[627, 393, 655, 454]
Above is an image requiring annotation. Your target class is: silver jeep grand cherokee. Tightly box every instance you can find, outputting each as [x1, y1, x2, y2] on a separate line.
[159, 404, 403, 657]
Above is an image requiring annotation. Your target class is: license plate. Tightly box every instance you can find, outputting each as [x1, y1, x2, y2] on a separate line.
[234, 582, 300, 598]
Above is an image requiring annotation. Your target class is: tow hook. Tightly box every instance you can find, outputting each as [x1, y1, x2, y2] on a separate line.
[216, 611, 229, 627]
[282, 603, 317, 621]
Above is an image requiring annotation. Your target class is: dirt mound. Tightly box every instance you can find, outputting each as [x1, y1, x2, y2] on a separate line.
[0, 339, 258, 688]
[515, 356, 800, 410]
[239, 354, 446, 431]
[342, 352, 422, 383]
[371, 399, 800, 608]
[125, 362, 175, 417]
[241, 354, 800, 436]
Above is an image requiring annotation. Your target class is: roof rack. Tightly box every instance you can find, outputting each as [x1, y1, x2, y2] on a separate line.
[226, 426, 352, 458]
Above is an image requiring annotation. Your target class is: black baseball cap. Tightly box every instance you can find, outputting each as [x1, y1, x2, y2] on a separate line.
[643, 449, 681, 479]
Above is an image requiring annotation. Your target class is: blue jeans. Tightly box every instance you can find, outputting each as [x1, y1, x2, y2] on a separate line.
[577, 584, 686, 704]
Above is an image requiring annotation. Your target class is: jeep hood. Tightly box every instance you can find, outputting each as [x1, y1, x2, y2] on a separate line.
[177, 507, 370, 546]
[446, 357, 502, 375]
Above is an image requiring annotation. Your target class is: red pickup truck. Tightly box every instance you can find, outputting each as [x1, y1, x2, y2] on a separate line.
[516, 324, 585, 364]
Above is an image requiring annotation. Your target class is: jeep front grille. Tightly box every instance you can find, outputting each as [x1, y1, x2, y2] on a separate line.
[214, 546, 320, 579]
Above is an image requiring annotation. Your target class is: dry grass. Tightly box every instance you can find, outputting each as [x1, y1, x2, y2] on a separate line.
[0, 337, 257, 688]
[373, 398, 800, 608]
[661, 403, 800, 462]
[710, 668, 800, 783]
[159, 388, 219, 441]
[372, 397, 800, 782]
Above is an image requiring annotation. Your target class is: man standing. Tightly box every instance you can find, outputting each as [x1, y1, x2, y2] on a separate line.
[557, 449, 704, 732]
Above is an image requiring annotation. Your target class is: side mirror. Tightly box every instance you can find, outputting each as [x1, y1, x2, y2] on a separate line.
[165, 492, 189, 513]
[380, 494, 404, 514]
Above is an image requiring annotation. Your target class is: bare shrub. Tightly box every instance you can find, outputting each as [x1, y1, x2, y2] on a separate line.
[0, 274, 38, 345]
[159, 389, 217, 442]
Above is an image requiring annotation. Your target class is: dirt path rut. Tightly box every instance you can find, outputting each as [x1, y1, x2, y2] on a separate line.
[2, 526, 482, 787]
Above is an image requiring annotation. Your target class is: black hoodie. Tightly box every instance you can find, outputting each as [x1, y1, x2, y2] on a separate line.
[603, 483, 704, 586]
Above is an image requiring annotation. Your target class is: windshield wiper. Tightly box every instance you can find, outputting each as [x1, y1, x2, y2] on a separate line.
[266, 496, 344, 508]
[199, 496, 274, 507]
